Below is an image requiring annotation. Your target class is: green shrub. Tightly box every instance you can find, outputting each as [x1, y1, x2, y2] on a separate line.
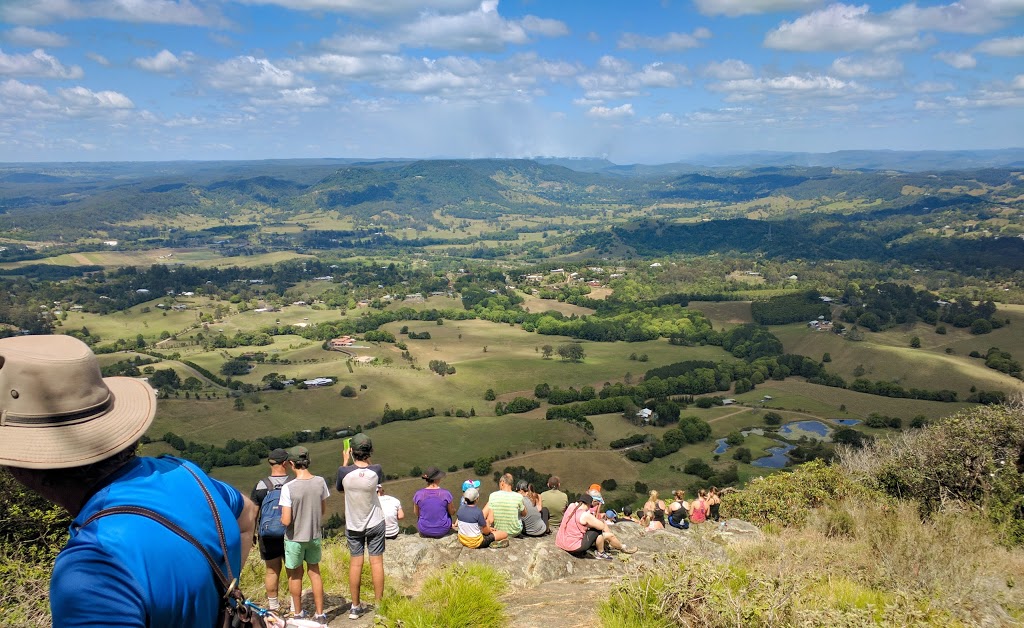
[854, 404, 1024, 543]
[378, 563, 506, 628]
[722, 461, 862, 528]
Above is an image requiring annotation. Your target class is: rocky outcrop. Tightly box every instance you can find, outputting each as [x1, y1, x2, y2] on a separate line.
[384, 518, 757, 592]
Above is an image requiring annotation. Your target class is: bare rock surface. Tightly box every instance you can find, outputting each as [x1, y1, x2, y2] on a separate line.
[320, 520, 758, 626]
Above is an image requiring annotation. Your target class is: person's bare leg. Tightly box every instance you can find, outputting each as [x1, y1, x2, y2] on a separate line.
[265, 557, 282, 604]
[349, 554, 364, 607]
[307, 563, 324, 615]
[368, 554, 385, 602]
[595, 534, 605, 552]
[604, 532, 624, 550]
[493, 530, 508, 541]
[287, 565, 304, 614]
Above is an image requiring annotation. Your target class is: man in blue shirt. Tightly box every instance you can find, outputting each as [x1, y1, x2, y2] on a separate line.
[0, 335, 258, 627]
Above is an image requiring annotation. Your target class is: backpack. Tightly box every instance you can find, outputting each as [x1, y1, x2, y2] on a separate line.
[257, 477, 287, 539]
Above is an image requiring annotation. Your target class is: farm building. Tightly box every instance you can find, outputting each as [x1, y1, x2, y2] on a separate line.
[329, 336, 355, 350]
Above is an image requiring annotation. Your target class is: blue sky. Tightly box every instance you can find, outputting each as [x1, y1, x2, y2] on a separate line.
[1, 0, 1022, 163]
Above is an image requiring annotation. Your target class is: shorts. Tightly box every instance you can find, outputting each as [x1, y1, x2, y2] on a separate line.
[478, 532, 495, 548]
[571, 529, 602, 557]
[346, 521, 386, 557]
[258, 535, 285, 561]
[284, 538, 322, 570]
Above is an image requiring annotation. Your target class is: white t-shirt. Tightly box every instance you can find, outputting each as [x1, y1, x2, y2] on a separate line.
[378, 494, 402, 537]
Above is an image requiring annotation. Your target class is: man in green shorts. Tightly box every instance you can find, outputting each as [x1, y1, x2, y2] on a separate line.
[280, 446, 330, 622]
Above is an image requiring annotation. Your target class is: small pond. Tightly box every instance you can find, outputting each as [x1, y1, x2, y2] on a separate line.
[834, 419, 861, 426]
[713, 438, 730, 454]
[752, 442, 797, 468]
[778, 420, 832, 438]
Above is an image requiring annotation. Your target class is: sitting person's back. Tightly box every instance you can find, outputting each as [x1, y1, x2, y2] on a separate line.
[667, 490, 690, 529]
[457, 488, 508, 549]
[483, 474, 525, 537]
[413, 467, 455, 538]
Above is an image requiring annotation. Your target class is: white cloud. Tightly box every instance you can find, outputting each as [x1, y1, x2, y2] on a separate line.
[285, 53, 407, 78]
[578, 57, 685, 100]
[57, 85, 134, 111]
[617, 28, 711, 52]
[935, 51, 977, 69]
[975, 36, 1024, 56]
[1, 0, 226, 27]
[765, 1, 1024, 52]
[947, 89, 1024, 108]
[0, 48, 82, 78]
[703, 59, 754, 80]
[321, 34, 400, 55]
[520, 15, 570, 37]
[686, 107, 754, 123]
[1014, 74, 1024, 90]
[711, 73, 861, 98]
[134, 49, 188, 73]
[86, 52, 110, 66]
[397, 1, 568, 52]
[235, 0, 478, 16]
[914, 80, 955, 93]
[830, 56, 902, 78]
[586, 103, 634, 118]
[0, 77, 49, 103]
[694, 0, 820, 17]
[206, 56, 300, 93]
[4, 26, 68, 47]
[251, 87, 329, 108]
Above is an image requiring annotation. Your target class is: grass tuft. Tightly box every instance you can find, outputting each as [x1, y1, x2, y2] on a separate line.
[377, 563, 507, 628]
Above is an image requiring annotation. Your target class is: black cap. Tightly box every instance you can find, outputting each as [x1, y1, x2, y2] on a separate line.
[268, 448, 289, 464]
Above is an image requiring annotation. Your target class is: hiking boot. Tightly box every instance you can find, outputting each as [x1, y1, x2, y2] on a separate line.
[349, 603, 372, 620]
[594, 551, 613, 560]
[491, 539, 509, 548]
[620, 546, 638, 554]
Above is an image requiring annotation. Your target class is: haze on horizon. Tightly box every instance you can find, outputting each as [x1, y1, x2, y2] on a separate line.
[0, 0, 1022, 164]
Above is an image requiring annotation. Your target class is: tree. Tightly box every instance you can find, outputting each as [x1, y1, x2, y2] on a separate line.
[763, 412, 783, 426]
[541, 345, 553, 359]
[910, 336, 921, 348]
[220, 359, 251, 376]
[233, 397, 245, 411]
[557, 343, 585, 362]
[340, 385, 357, 397]
[822, 352, 832, 363]
[484, 388, 496, 401]
[149, 368, 181, 390]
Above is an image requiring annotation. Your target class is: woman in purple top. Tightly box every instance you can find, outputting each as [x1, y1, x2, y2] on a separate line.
[412, 466, 456, 538]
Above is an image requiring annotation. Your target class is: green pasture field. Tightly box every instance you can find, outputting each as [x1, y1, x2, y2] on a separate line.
[685, 301, 754, 329]
[773, 313, 1024, 396]
[375, 319, 736, 398]
[739, 380, 971, 421]
[384, 296, 464, 312]
[518, 292, 596, 317]
[61, 299, 211, 342]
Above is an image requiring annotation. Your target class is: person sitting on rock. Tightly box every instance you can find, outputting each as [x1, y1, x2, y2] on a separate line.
[483, 473, 526, 538]
[690, 489, 709, 524]
[614, 505, 641, 523]
[517, 481, 549, 537]
[667, 490, 690, 530]
[413, 466, 456, 538]
[456, 487, 508, 549]
[540, 476, 569, 532]
[555, 494, 637, 560]
[642, 489, 667, 520]
[645, 508, 666, 532]
[708, 486, 722, 522]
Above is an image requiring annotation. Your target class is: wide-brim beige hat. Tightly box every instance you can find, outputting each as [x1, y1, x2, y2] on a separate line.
[0, 335, 156, 469]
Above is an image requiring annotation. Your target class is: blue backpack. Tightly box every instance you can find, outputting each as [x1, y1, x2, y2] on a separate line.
[258, 477, 288, 539]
